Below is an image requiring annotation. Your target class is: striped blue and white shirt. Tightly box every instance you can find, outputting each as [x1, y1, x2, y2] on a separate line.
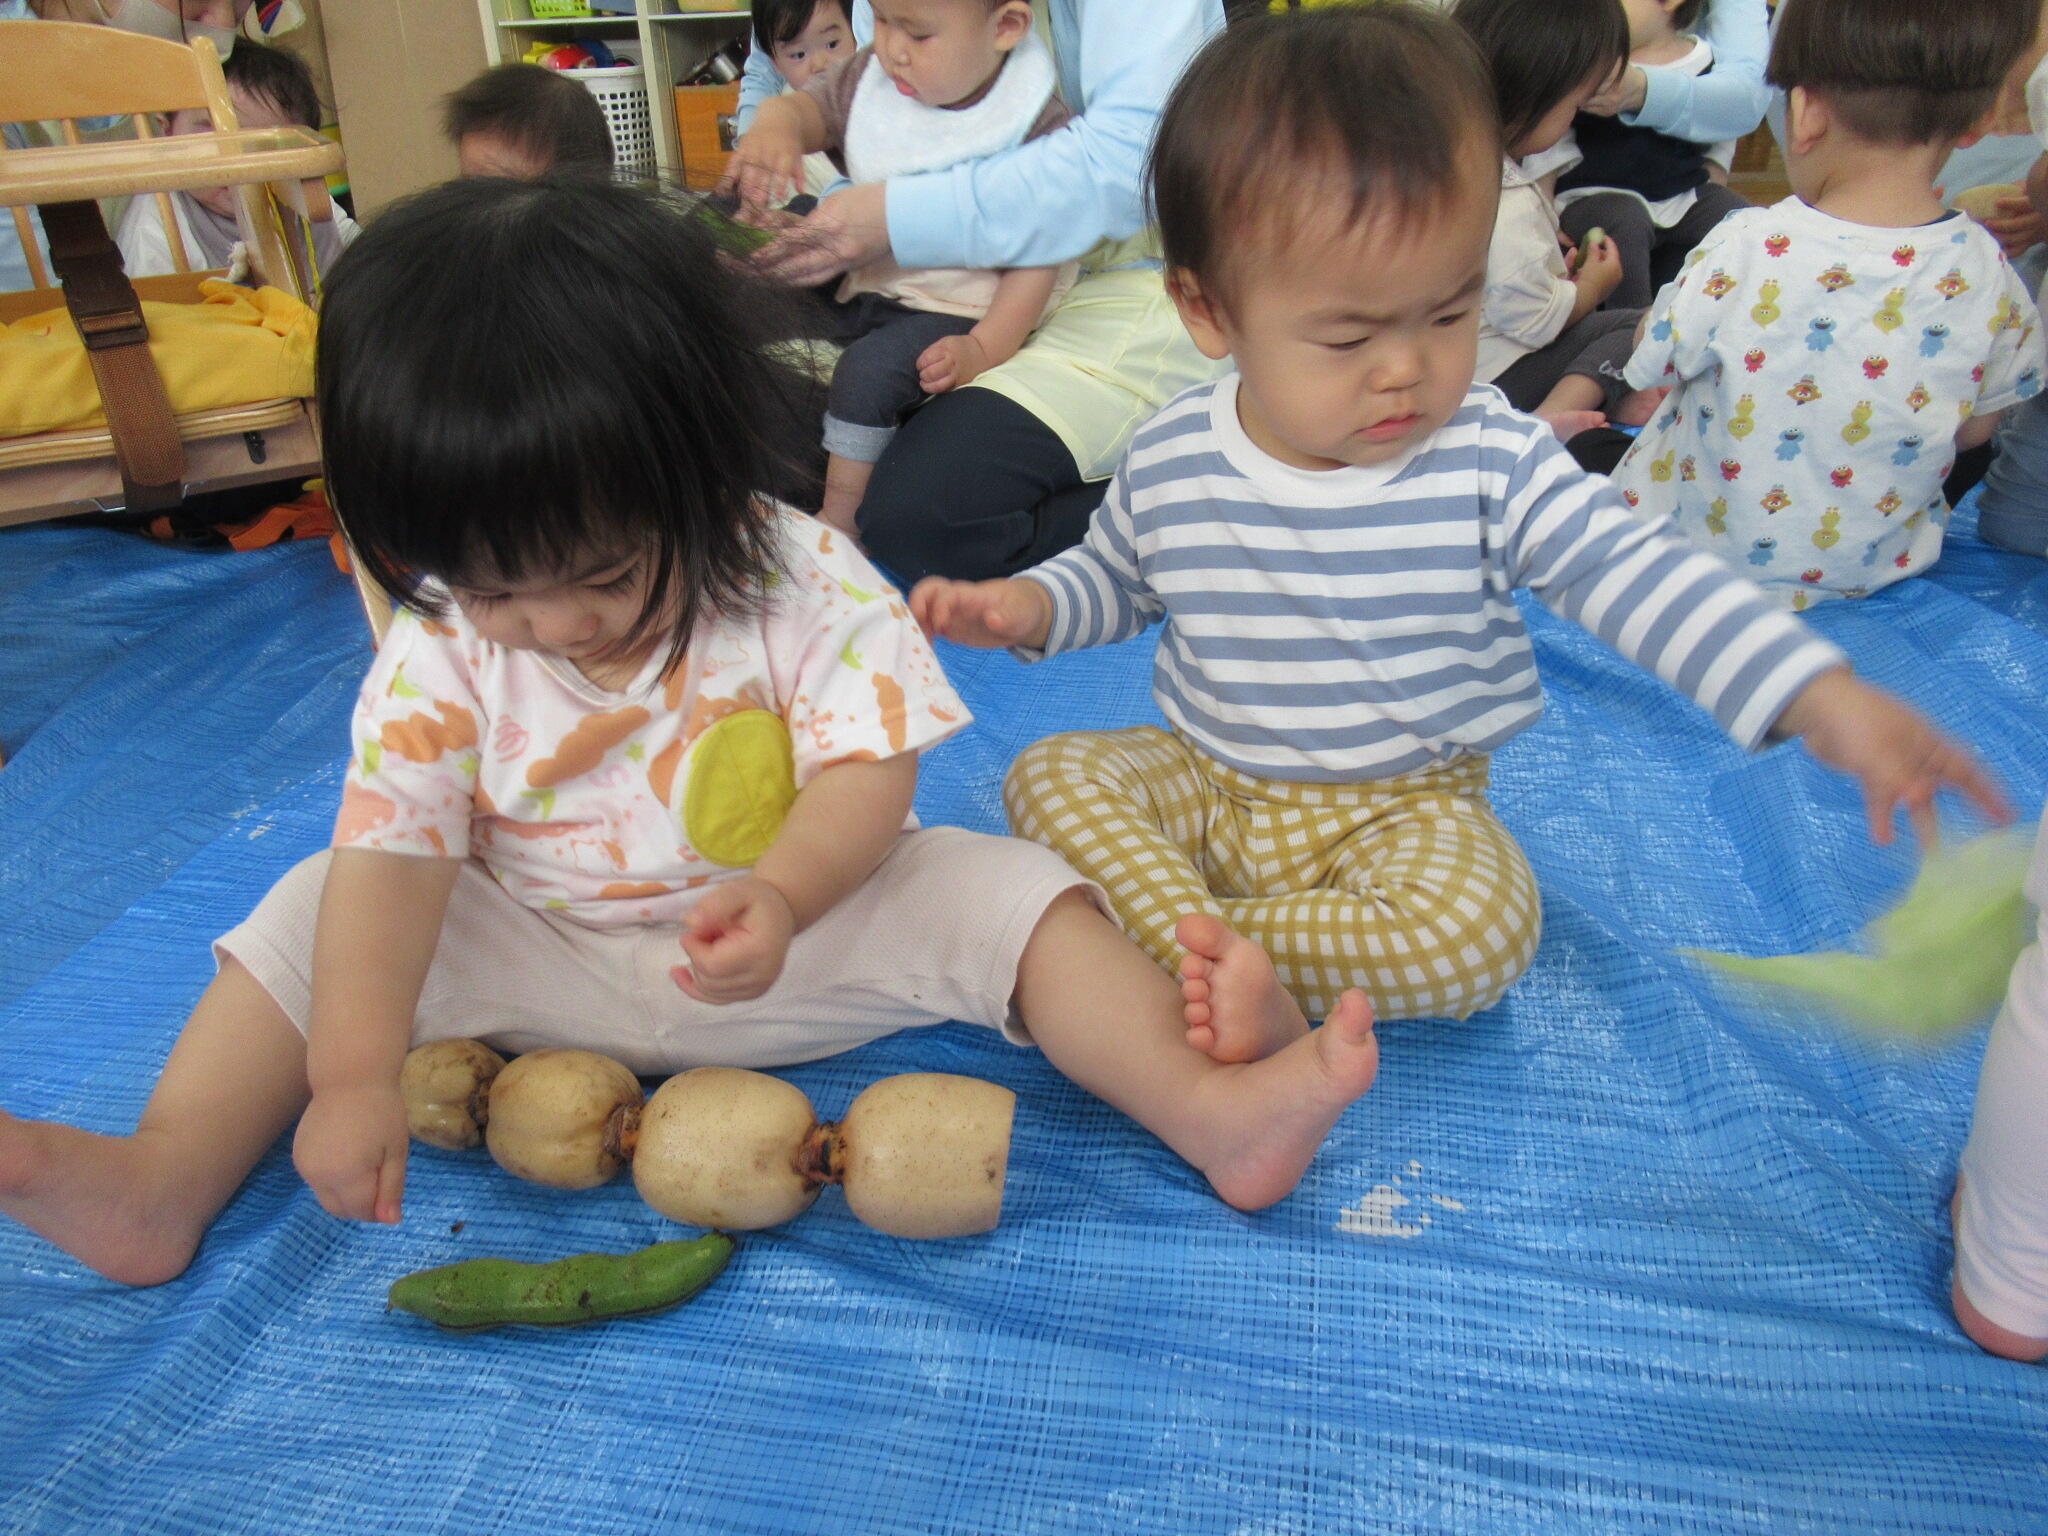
[1017, 378, 1846, 784]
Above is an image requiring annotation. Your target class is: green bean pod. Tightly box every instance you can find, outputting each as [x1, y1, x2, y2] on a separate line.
[387, 1234, 735, 1332]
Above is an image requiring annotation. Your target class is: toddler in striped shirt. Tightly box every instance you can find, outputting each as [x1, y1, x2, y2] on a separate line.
[913, 5, 2005, 1042]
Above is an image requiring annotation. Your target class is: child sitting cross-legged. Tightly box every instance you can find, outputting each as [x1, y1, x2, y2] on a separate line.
[0, 177, 1390, 1287]
[1611, 0, 2045, 608]
[913, 6, 2007, 1029]
[724, 0, 1076, 542]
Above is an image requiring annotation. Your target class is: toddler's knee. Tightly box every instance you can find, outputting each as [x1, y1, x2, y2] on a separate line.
[1002, 732, 1093, 828]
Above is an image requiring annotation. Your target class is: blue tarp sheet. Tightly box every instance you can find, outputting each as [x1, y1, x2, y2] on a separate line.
[2, 505, 2045, 1534]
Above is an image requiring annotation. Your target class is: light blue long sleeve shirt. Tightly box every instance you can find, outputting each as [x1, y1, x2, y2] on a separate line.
[738, 0, 1222, 271]
[1626, 0, 1770, 144]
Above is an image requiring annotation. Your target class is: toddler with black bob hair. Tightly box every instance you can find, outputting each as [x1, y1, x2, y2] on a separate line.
[0, 175, 1417, 1285]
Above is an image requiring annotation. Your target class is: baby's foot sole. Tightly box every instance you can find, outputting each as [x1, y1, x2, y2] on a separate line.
[1175, 914, 1309, 1063]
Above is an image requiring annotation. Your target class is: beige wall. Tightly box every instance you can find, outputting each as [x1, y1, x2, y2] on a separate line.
[323, 0, 486, 215]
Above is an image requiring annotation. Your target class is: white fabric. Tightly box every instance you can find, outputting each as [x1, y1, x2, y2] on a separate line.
[1616, 197, 2044, 606]
[842, 30, 1056, 185]
[113, 188, 359, 280]
[219, 830, 1104, 1071]
[1956, 812, 2048, 1339]
[334, 509, 968, 930]
[1478, 157, 1579, 382]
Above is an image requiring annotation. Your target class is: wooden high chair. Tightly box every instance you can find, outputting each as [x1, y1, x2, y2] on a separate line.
[0, 21, 340, 532]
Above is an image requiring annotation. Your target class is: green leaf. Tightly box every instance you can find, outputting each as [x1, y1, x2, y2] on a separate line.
[1682, 824, 2038, 1040]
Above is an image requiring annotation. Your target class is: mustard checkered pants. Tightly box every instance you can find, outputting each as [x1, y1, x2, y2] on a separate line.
[1003, 727, 1542, 1021]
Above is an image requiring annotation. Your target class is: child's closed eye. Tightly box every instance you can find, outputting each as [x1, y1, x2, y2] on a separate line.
[1433, 309, 1472, 327]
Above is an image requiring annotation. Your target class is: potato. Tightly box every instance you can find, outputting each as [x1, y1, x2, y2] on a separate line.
[835, 1074, 1015, 1239]
[398, 1039, 507, 1151]
[632, 1067, 823, 1230]
[483, 1048, 644, 1189]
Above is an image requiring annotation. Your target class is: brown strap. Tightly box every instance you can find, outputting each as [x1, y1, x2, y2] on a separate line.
[36, 200, 185, 514]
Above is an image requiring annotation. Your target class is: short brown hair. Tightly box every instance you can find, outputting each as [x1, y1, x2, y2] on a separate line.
[1769, 0, 2039, 147]
[443, 64, 614, 174]
[1150, 4, 1500, 300]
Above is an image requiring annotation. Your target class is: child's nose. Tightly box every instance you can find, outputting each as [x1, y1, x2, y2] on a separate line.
[531, 604, 600, 649]
[1371, 343, 1425, 391]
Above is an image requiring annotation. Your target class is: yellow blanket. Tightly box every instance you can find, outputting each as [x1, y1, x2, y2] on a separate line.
[0, 279, 315, 437]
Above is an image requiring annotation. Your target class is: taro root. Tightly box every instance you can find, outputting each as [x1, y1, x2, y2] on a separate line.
[633, 1067, 1014, 1238]
[398, 1045, 1018, 1238]
[398, 1039, 507, 1151]
[833, 1073, 1015, 1239]
[631, 1067, 822, 1230]
[481, 1048, 643, 1189]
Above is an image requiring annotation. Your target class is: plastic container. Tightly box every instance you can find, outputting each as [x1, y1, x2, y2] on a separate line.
[528, 0, 592, 17]
[570, 63, 654, 175]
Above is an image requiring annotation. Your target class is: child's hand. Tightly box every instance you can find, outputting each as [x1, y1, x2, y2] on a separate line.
[293, 1081, 409, 1225]
[918, 332, 991, 393]
[1575, 235, 1623, 302]
[909, 575, 1054, 650]
[1775, 668, 2011, 846]
[1983, 192, 2048, 258]
[723, 128, 805, 220]
[671, 876, 796, 1004]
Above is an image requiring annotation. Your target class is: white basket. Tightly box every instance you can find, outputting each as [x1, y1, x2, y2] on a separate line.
[569, 63, 654, 176]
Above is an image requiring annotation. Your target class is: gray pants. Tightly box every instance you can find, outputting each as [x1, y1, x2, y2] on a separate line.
[1560, 183, 1748, 311]
[1978, 390, 2048, 558]
[1493, 306, 1645, 415]
[810, 291, 978, 464]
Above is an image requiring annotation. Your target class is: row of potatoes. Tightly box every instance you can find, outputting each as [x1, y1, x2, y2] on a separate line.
[401, 1043, 1017, 1239]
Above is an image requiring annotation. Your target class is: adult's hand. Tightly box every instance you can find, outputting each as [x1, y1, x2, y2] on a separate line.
[1582, 64, 1648, 119]
[754, 181, 890, 288]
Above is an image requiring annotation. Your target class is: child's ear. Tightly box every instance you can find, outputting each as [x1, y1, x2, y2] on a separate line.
[1785, 86, 1828, 156]
[1166, 269, 1233, 362]
[991, 1, 1033, 50]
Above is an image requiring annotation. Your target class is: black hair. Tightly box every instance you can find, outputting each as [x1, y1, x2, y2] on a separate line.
[442, 63, 614, 174]
[1452, 0, 1629, 150]
[751, 0, 850, 54]
[221, 38, 321, 131]
[318, 177, 818, 671]
[1671, 0, 1709, 30]
[1769, 0, 2037, 147]
[1151, 4, 1501, 301]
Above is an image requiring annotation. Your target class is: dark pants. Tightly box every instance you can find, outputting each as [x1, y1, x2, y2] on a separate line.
[858, 387, 1105, 583]
[1493, 307, 1645, 414]
[1560, 182, 1748, 310]
[806, 292, 978, 463]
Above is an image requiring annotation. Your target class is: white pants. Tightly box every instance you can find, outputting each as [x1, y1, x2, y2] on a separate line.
[216, 828, 1099, 1075]
[1955, 812, 2048, 1337]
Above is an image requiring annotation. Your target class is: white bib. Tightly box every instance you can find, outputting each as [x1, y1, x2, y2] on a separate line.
[842, 32, 1057, 187]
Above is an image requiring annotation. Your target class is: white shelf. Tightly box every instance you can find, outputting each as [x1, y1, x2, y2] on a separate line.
[479, 0, 750, 179]
[499, 15, 642, 27]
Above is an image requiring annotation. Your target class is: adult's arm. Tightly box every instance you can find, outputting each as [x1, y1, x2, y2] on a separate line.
[887, 0, 1222, 271]
[1621, 0, 1771, 144]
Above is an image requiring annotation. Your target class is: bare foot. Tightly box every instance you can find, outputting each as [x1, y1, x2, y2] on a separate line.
[0, 1110, 207, 1286]
[1611, 386, 1669, 428]
[1540, 408, 1608, 444]
[1180, 988, 1379, 1211]
[1176, 912, 1310, 1062]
